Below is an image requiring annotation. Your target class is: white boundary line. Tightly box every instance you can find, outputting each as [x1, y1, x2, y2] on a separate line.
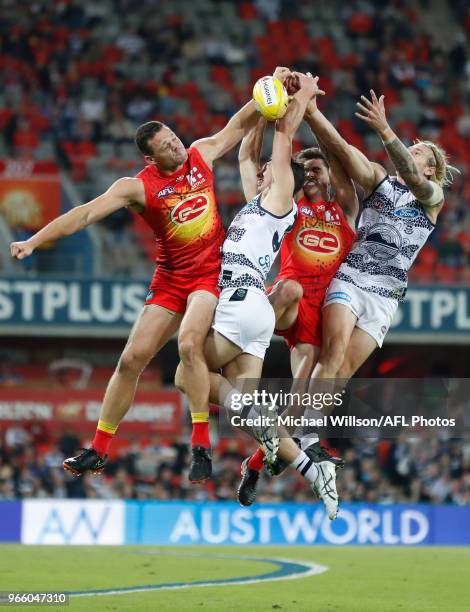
[70, 555, 329, 598]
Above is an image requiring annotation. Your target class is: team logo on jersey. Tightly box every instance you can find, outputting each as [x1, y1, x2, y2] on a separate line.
[394, 207, 419, 219]
[170, 194, 210, 225]
[297, 228, 340, 255]
[363, 223, 402, 262]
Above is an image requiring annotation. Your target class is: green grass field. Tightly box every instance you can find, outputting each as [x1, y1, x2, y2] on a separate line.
[0, 545, 469, 611]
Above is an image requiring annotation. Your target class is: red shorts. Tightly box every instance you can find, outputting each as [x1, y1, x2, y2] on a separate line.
[275, 296, 323, 351]
[145, 267, 220, 314]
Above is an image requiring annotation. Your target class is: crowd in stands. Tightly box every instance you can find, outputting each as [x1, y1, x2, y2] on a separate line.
[1, 425, 469, 505]
[0, 0, 469, 280]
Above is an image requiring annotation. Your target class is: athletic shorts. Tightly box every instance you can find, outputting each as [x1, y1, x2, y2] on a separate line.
[275, 296, 322, 351]
[145, 266, 220, 314]
[324, 277, 398, 348]
[212, 287, 276, 359]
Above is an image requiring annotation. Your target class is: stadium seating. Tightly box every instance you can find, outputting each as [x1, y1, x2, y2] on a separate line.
[0, 0, 468, 278]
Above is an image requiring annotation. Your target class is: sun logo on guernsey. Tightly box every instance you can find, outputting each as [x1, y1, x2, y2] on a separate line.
[297, 228, 340, 255]
[170, 194, 210, 225]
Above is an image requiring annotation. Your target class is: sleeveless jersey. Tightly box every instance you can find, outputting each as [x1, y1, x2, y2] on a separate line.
[336, 176, 435, 301]
[278, 196, 355, 303]
[220, 193, 297, 293]
[135, 147, 224, 274]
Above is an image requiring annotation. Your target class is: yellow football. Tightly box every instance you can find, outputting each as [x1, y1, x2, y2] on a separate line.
[253, 76, 289, 121]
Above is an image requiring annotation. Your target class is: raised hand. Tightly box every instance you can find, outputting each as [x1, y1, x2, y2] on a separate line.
[10, 240, 34, 260]
[355, 90, 390, 136]
[273, 66, 292, 84]
[296, 72, 326, 99]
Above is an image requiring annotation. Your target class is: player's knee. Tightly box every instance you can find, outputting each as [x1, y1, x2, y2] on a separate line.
[118, 345, 152, 377]
[320, 337, 347, 371]
[337, 360, 354, 381]
[278, 279, 303, 305]
[178, 331, 203, 365]
[174, 362, 186, 392]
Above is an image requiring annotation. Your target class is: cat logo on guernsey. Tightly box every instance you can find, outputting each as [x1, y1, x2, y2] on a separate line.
[297, 228, 340, 255]
[170, 194, 210, 225]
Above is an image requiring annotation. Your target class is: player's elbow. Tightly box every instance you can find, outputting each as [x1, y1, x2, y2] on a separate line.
[74, 206, 91, 232]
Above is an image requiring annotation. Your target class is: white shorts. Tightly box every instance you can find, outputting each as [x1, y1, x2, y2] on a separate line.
[324, 277, 398, 347]
[212, 287, 275, 359]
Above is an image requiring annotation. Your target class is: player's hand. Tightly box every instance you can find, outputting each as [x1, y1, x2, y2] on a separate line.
[285, 72, 300, 95]
[273, 66, 292, 84]
[296, 73, 325, 99]
[10, 240, 35, 260]
[355, 90, 389, 135]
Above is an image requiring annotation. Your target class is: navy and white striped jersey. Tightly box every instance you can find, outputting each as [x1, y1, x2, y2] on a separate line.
[335, 176, 435, 301]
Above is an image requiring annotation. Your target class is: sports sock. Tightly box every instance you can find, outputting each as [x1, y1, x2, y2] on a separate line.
[247, 447, 265, 471]
[290, 450, 319, 484]
[300, 409, 320, 450]
[91, 420, 118, 457]
[191, 411, 210, 449]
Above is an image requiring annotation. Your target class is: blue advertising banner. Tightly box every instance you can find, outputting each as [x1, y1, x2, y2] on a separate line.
[0, 501, 21, 543]
[124, 501, 470, 546]
[389, 286, 470, 343]
[0, 278, 147, 336]
[0, 277, 469, 340]
[0, 501, 469, 545]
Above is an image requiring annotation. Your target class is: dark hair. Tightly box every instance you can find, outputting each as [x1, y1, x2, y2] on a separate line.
[296, 146, 329, 169]
[291, 158, 305, 195]
[135, 121, 164, 155]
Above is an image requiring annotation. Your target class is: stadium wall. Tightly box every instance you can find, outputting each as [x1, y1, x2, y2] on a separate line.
[1, 500, 469, 546]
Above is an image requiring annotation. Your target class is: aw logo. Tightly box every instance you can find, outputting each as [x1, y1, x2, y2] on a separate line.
[170, 194, 210, 226]
[297, 228, 340, 255]
[21, 500, 124, 545]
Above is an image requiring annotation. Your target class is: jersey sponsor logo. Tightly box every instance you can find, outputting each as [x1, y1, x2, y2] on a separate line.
[324, 209, 341, 225]
[297, 228, 340, 255]
[157, 186, 175, 198]
[170, 194, 210, 225]
[187, 166, 206, 189]
[394, 207, 419, 219]
[363, 223, 402, 262]
[258, 254, 271, 273]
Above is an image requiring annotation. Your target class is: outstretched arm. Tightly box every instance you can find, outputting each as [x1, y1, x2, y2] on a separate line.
[304, 98, 386, 196]
[191, 101, 259, 168]
[313, 136, 358, 227]
[264, 74, 324, 216]
[327, 150, 359, 229]
[193, 66, 292, 168]
[238, 115, 266, 202]
[10, 177, 145, 260]
[356, 90, 444, 208]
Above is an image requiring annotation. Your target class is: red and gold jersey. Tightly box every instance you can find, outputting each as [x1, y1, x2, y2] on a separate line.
[278, 196, 356, 304]
[136, 147, 224, 274]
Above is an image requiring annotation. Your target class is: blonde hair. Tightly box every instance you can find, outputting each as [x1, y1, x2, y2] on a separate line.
[414, 139, 460, 188]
